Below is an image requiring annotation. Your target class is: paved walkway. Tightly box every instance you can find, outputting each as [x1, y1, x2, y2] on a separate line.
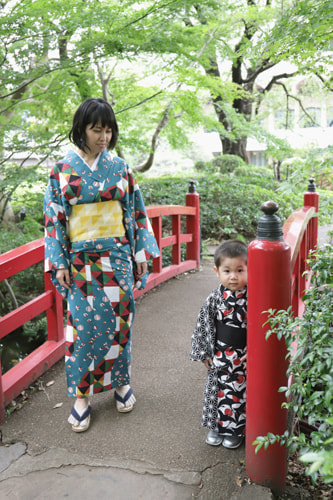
[0, 258, 273, 500]
[0, 226, 331, 500]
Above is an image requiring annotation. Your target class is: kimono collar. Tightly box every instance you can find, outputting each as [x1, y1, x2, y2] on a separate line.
[66, 150, 115, 182]
[219, 285, 247, 306]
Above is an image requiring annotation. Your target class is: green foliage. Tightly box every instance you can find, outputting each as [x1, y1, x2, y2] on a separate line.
[22, 316, 48, 344]
[277, 147, 333, 225]
[1, 0, 331, 175]
[254, 245, 333, 484]
[234, 165, 282, 191]
[279, 147, 333, 190]
[212, 154, 246, 174]
[267, 0, 333, 73]
[300, 431, 333, 484]
[0, 162, 48, 228]
[139, 169, 300, 241]
[1, 217, 44, 255]
[194, 160, 211, 173]
[0, 315, 48, 374]
[0, 184, 45, 324]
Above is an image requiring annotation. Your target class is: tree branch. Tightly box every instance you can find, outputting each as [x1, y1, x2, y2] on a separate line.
[313, 71, 333, 92]
[118, 0, 180, 31]
[116, 91, 164, 114]
[262, 72, 298, 93]
[276, 81, 318, 126]
[134, 103, 172, 173]
[242, 60, 276, 84]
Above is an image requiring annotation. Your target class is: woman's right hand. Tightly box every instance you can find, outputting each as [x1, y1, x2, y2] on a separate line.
[56, 269, 71, 290]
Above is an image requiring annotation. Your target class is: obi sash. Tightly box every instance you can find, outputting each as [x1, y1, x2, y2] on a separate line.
[69, 200, 125, 242]
[215, 320, 247, 350]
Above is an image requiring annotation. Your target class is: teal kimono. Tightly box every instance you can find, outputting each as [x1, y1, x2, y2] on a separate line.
[44, 150, 159, 398]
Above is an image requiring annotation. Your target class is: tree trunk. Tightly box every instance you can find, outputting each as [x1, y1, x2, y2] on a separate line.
[221, 137, 249, 162]
[206, 59, 250, 163]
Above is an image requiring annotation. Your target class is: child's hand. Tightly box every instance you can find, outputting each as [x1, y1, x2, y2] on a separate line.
[240, 353, 247, 370]
[203, 358, 213, 369]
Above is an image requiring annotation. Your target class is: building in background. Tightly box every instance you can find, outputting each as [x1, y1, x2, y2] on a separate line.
[199, 75, 333, 166]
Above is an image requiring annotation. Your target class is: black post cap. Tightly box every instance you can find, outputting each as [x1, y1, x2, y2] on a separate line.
[188, 180, 196, 193]
[257, 201, 283, 241]
[307, 178, 316, 192]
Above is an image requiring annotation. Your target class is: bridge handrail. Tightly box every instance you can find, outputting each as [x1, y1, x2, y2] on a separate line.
[283, 205, 316, 318]
[246, 180, 319, 491]
[0, 184, 200, 421]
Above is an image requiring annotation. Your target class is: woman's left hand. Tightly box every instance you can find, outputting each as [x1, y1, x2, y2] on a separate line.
[136, 261, 148, 278]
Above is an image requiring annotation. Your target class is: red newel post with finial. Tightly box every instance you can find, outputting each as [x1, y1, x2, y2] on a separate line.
[246, 201, 291, 493]
[304, 178, 319, 252]
[186, 180, 200, 268]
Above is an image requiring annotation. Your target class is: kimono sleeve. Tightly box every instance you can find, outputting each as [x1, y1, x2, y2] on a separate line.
[43, 166, 71, 298]
[190, 291, 217, 362]
[123, 166, 160, 264]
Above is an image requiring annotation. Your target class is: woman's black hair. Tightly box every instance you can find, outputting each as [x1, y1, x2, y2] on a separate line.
[69, 98, 119, 151]
[214, 240, 248, 268]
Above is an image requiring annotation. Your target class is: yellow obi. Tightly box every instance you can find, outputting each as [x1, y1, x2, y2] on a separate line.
[69, 200, 125, 242]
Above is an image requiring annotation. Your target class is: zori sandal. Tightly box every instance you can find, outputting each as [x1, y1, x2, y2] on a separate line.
[115, 387, 136, 413]
[69, 404, 91, 433]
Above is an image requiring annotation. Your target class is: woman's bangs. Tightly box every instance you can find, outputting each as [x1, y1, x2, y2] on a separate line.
[89, 103, 113, 129]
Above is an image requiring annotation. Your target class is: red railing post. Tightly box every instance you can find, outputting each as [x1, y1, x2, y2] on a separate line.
[246, 201, 291, 493]
[172, 214, 181, 265]
[303, 178, 319, 253]
[186, 181, 200, 268]
[0, 359, 4, 422]
[45, 271, 64, 342]
[152, 216, 162, 274]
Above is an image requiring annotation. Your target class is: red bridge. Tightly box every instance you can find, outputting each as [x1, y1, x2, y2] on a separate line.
[0, 180, 319, 491]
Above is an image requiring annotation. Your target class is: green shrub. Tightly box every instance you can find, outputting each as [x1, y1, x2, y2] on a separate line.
[254, 244, 333, 484]
[234, 167, 282, 191]
[194, 160, 212, 172]
[317, 189, 333, 226]
[212, 154, 246, 174]
[139, 171, 300, 242]
[234, 165, 274, 180]
[22, 316, 48, 344]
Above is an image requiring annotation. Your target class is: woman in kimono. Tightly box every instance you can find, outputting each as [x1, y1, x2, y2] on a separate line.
[44, 98, 159, 432]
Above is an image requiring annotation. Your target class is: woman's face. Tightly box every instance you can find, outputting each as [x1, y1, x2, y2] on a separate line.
[84, 120, 112, 156]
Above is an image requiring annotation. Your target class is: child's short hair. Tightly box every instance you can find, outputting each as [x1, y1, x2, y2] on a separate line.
[214, 240, 248, 268]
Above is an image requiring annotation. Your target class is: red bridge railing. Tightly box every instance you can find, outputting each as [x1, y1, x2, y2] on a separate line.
[246, 179, 319, 493]
[0, 177, 320, 491]
[0, 183, 200, 422]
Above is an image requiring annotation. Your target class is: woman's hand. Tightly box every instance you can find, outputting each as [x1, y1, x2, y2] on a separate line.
[203, 358, 213, 370]
[136, 261, 148, 278]
[56, 269, 71, 290]
[240, 353, 247, 370]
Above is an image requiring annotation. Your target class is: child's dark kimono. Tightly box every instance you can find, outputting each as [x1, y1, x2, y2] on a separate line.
[190, 284, 247, 438]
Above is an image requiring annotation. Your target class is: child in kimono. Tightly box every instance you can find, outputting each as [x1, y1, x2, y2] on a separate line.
[44, 98, 159, 432]
[190, 240, 247, 449]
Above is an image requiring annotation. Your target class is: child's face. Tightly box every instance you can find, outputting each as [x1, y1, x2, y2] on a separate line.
[214, 256, 248, 292]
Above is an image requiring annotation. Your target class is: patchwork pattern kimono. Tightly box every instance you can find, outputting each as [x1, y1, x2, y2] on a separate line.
[44, 150, 159, 398]
[190, 285, 247, 437]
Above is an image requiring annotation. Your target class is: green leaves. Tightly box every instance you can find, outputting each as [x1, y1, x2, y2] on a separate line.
[257, 245, 333, 483]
